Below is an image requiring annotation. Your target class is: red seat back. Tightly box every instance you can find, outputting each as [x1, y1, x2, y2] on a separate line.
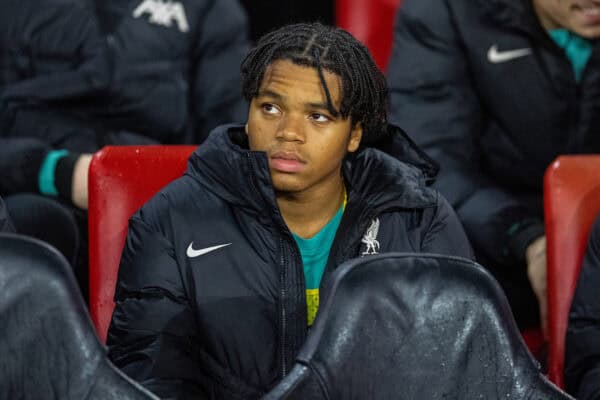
[336, 0, 402, 71]
[544, 155, 600, 388]
[88, 145, 196, 343]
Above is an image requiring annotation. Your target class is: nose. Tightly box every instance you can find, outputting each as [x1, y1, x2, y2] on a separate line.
[276, 113, 305, 142]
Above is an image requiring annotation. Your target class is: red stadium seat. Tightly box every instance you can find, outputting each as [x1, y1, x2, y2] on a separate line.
[336, 0, 402, 71]
[88, 145, 196, 343]
[544, 155, 600, 388]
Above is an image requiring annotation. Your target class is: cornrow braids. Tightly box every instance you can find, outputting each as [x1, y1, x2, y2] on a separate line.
[241, 22, 388, 143]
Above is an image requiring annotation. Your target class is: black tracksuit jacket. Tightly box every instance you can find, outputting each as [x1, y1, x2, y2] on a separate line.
[107, 124, 473, 399]
[387, 0, 600, 272]
[566, 215, 600, 400]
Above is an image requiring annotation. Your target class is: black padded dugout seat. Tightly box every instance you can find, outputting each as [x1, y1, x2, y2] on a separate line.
[0, 233, 157, 400]
[264, 253, 572, 400]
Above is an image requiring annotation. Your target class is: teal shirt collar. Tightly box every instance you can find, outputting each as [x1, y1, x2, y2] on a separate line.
[548, 29, 593, 82]
[293, 204, 345, 289]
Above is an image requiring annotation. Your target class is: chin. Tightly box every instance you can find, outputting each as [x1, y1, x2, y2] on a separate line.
[569, 16, 600, 38]
[271, 176, 306, 193]
[576, 27, 600, 39]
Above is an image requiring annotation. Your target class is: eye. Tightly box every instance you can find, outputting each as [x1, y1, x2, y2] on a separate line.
[261, 103, 281, 115]
[309, 113, 330, 123]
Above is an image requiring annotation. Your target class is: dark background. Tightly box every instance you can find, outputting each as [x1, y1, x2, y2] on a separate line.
[239, 0, 335, 42]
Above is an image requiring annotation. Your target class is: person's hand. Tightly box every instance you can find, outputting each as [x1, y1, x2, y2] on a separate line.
[526, 235, 547, 337]
[71, 154, 92, 209]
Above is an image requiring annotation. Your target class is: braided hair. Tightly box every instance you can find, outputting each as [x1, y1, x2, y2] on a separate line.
[241, 23, 388, 143]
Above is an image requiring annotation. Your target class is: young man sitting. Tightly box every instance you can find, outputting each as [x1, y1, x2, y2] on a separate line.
[107, 22, 473, 399]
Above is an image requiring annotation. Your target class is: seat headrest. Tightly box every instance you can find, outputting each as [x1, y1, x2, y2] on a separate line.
[265, 253, 572, 400]
[0, 233, 157, 399]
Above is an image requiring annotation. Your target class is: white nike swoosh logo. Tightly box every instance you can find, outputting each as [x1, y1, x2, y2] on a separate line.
[487, 45, 532, 63]
[186, 243, 231, 258]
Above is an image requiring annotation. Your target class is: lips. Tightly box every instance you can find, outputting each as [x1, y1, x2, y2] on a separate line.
[574, 1, 600, 22]
[269, 151, 306, 173]
[574, 0, 600, 8]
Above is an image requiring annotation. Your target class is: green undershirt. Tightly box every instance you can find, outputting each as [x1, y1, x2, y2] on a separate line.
[293, 204, 345, 326]
[548, 29, 593, 82]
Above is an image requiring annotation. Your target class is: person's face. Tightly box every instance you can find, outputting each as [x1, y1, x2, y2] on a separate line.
[246, 59, 362, 195]
[533, 0, 600, 38]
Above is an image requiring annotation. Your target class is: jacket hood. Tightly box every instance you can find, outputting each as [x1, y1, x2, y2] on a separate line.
[343, 123, 438, 209]
[186, 124, 438, 214]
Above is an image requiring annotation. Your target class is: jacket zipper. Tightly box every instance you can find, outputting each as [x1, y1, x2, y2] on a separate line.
[279, 237, 288, 377]
[565, 61, 583, 152]
[246, 152, 291, 377]
[279, 229, 306, 378]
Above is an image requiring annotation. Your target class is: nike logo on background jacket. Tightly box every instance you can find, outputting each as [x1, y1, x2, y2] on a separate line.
[487, 45, 532, 63]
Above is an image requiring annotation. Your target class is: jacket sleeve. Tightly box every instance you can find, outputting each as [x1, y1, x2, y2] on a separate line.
[387, 0, 543, 268]
[565, 216, 600, 400]
[0, 137, 49, 196]
[421, 192, 474, 261]
[0, 136, 83, 204]
[190, 0, 249, 142]
[107, 215, 204, 399]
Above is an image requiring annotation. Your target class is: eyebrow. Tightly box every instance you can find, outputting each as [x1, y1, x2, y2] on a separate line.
[257, 90, 335, 114]
[306, 102, 331, 111]
[256, 90, 284, 101]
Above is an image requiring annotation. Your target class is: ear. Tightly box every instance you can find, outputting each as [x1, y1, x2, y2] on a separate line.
[245, 123, 249, 135]
[347, 122, 363, 153]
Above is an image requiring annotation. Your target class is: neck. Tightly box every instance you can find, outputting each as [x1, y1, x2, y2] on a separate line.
[277, 174, 346, 239]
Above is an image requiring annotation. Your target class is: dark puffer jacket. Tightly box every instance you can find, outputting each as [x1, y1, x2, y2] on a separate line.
[107, 124, 473, 399]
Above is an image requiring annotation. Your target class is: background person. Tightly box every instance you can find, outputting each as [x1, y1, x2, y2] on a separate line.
[387, 0, 600, 331]
[0, 0, 251, 290]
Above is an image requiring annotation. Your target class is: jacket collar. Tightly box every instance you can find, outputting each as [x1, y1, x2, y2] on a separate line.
[343, 124, 438, 210]
[186, 124, 274, 214]
[186, 124, 438, 216]
[475, 0, 600, 55]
